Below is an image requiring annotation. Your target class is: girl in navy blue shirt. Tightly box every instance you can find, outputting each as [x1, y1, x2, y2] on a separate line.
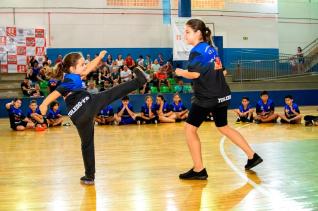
[175, 19, 262, 180]
[171, 93, 188, 121]
[39, 51, 147, 185]
[136, 96, 158, 124]
[155, 95, 176, 123]
[47, 101, 63, 127]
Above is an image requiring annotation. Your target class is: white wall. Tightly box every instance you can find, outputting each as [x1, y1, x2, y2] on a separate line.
[278, 0, 318, 54]
[0, 0, 279, 49]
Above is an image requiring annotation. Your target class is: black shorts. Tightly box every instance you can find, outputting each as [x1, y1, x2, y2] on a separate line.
[11, 121, 28, 130]
[186, 103, 228, 128]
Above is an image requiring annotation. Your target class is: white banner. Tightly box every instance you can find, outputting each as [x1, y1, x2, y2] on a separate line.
[172, 17, 192, 61]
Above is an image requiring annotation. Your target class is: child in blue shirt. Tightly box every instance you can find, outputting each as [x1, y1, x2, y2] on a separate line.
[5, 98, 34, 131]
[171, 93, 188, 122]
[255, 91, 278, 124]
[234, 97, 254, 123]
[279, 95, 301, 124]
[47, 101, 64, 127]
[114, 96, 137, 125]
[135, 96, 158, 124]
[155, 94, 176, 123]
[95, 105, 114, 125]
[27, 100, 46, 128]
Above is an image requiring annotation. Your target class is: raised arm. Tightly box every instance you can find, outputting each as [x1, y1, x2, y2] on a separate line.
[81, 50, 107, 77]
[175, 68, 200, 79]
[39, 91, 61, 115]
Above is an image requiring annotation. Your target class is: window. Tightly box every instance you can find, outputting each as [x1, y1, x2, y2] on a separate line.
[106, 0, 160, 8]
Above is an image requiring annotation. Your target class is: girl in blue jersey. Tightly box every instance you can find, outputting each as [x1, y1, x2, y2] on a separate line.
[136, 96, 158, 124]
[39, 51, 147, 185]
[175, 19, 262, 180]
[234, 97, 254, 123]
[278, 95, 301, 124]
[5, 98, 35, 131]
[47, 101, 63, 127]
[156, 95, 176, 123]
[171, 93, 188, 121]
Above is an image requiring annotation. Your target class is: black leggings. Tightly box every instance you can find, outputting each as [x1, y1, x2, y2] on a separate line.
[69, 79, 141, 178]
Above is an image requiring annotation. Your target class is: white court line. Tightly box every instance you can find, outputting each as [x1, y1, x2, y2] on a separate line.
[219, 124, 307, 210]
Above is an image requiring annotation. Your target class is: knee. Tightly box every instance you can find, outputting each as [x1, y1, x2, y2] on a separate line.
[217, 125, 229, 134]
[185, 123, 197, 134]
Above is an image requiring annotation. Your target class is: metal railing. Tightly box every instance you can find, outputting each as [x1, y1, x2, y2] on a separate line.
[233, 54, 318, 82]
[232, 39, 318, 82]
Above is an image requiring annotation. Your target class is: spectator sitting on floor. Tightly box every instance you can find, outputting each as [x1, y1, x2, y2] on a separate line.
[114, 96, 137, 125]
[87, 80, 99, 94]
[47, 101, 64, 127]
[135, 96, 158, 124]
[171, 93, 188, 121]
[95, 105, 115, 125]
[5, 98, 34, 131]
[155, 95, 176, 123]
[27, 100, 46, 127]
[278, 95, 301, 124]
[254, 91, 279, 124]
[234, 97, 254, 123]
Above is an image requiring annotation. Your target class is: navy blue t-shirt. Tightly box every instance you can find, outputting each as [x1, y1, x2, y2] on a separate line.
[188, 42, 231, 108]
[155, 102, 171, 114]
[284, 103, 300, 118]
[171, 102, 187, 112]
[7, 105, 25, 126]
[47, 109, 62, 119]
[117, 103, 134, 119]
[141, 103, 157, 117]
[26, 107, 41, 118]
[98, 105, 114, 117]
[239, 104, 251, 113]
[256, 99, 275, 116]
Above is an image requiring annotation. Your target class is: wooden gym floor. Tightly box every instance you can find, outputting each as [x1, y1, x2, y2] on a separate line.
[0, 106, 317, 210]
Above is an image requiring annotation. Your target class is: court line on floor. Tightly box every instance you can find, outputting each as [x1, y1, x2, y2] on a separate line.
[219, 123, 306, 210]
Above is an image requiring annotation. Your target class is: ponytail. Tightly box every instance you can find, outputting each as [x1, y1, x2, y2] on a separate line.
[186, 19, 217, 48]
[204, 27, 212, 46]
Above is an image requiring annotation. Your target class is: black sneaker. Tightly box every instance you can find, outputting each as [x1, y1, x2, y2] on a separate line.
[245, 153, 263, 170]
[179, 168, 208, 180]
[236, 118, 241, 124]
[80, 176, 95, 185]
[133, 66, 149, 85]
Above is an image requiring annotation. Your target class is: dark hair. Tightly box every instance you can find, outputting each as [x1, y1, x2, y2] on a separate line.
[50, 101, 60, 108]
[29, 100, 37, 105]
[284, 95, 293, 100]
[51, 52, 83, 80]
[42, 61, 49, 67]
[242, 96, 250, 101]
[157, 94, 165, 102]
[122, 96, 129, 101]
[173, 93, 181, 102]
[260, 91, 269, 96]
[13, 98, 22, 102]
[186, 19, 213, 46]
